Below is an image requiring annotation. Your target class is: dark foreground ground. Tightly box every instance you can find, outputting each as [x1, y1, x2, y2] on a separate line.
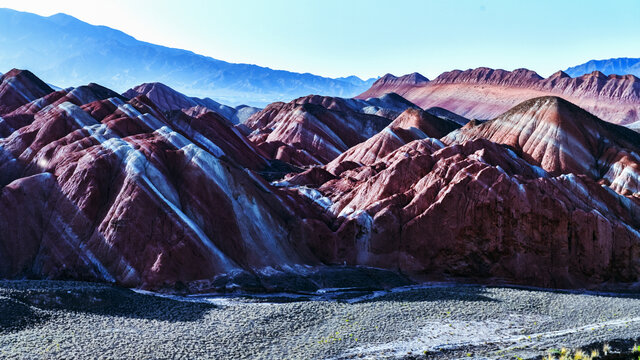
[2, 280, 640, 359]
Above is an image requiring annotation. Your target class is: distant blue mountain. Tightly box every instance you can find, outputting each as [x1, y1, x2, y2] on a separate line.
[0, 8, 376, 106]
[565, 57, 640, 78]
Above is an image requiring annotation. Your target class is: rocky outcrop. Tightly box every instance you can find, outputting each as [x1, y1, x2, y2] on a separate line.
[357, 68, 640, 125]
[0, 70, 331, 289]
[306, 137, 640, 288]
[358, 73, 429, 100]
[323, 108, 459, 175]
[376, 73, 429, 86]
[285, 96, 640, 289]
[0, 69, 54, 115]
[444, 96, 640, 194]
[430, 67, 544, 87]
[243, 94, 419, 166]
[0, 81, 126, 139]
[123, 82, 260, 124]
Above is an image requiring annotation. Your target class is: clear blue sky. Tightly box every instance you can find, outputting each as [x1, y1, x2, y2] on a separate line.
[1, 0, 639, 80]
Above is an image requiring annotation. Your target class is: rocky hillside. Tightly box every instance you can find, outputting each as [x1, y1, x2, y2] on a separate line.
[2, 69, 640, 292]
[358, 67, 640, 125]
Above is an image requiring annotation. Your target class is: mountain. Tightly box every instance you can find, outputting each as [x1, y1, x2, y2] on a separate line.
[3, 69, 640, 292]
[123, 82, 260, 124]
[566, 57, 640, 78]
[0, 69, 322, 290]
[0, 69, 53, 114]
[443, 96, 640, 185]
[243, 93, 419, 166]
[357, 67, 640, 125]
[0, 8, 376, 107]
[286, 95, 640, 288]
[322, 107, 460, 175]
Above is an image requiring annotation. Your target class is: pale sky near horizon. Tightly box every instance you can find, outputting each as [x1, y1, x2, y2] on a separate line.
[0, 0, 639, 80]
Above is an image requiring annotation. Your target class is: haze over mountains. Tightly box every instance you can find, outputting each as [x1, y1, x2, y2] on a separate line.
[0, 8, 375, 107]
[2, 7, 638, 113]
[566, 57, 640, 78]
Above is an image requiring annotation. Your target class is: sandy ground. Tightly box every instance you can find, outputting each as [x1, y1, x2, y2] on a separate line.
[2, 280, 640, 359]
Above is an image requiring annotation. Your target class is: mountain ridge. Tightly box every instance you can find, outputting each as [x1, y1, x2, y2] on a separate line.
[2, 69, 640, 291]
[358, 67, 640, 125]
[0, 8, 376, 107]
[566, 57, 640, 78]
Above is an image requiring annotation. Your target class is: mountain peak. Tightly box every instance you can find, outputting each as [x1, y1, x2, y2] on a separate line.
[433, 67, 543, 86]
[403, 72, 429, 83]
[0, 68, 54, 114]
[586, 70, 607, 79]
[548, 70, 570, 79]
[372, 72, 428, 87]
[47, 12, 79, 22]
[444, 95, 640, 177]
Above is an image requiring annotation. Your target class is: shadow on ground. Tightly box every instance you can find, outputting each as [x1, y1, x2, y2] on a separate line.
[0, 280, 215, 333]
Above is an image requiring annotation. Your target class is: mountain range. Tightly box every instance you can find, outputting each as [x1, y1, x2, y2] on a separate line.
[566, 57, 640, 78]
[2, 7, 640, 294]
[0, 8, 375, 107]
[358, 67, 640, 126]
[2, 7, 638, 112]
[2, 68, 640, 292]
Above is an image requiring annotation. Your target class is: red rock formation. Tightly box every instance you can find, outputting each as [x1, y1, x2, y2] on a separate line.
[242, 93, 422, 167]
[123, 82, 260, 124]
[285, 96, 640, 289]
[357, 68, 640, 125]
[323, 108, 459, 175]
[444, 96, 640, 195]
[359, 73, 429, 99]
[0, 73, 332, 289]
[0, 81, 126, 139]
[3, 70, 640, 292]
[245, 99, 395, 166]
[0, 69, 53, 115]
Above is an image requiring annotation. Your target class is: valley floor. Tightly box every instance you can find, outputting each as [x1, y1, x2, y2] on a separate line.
[2, 280, 640, 359]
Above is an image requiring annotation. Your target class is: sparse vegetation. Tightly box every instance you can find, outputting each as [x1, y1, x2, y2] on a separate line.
[4, 281, 640, 360]
[541, 342, 640, 360]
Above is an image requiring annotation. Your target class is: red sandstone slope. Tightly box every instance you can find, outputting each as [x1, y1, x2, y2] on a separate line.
[323, 108, 459, 175]
[0, 71, 332, 289]
[444, 96, 640, 195]
[283, 96, 640, 289]
[0, 81, 126, 139]
[0, 69, 54, 115]
[358, 67, 640, 125]
[3, 69, 640, 292]
[243, 94, 418, 166]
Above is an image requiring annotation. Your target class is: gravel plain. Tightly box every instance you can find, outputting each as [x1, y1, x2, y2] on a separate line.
[2, 280, 640, 359]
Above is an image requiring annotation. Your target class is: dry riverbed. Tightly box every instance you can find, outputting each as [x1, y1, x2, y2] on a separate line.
[2, 280, 640, 359]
